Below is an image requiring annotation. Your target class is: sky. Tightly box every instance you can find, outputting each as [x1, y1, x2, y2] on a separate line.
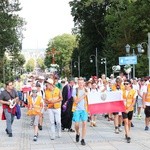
[19, 0, 74, 49]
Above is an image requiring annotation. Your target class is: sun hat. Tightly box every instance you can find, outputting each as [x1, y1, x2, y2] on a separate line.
[45, 78, 54, 85]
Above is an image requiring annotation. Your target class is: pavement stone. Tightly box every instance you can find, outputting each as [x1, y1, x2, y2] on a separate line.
[0, 105, 150, 150]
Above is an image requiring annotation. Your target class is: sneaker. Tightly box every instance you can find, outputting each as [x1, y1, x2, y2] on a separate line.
[51, 135, 55, 140]
[68, 128, 75, 132]
[118, 127, 122, 132]
[81, 139, 86, 145]
[8, 133, 13, 137]
[87, 116, 91, 122]
[115, 128, 119, 134]
[127, 137, 131, 143]
[38, 125, 42, 130]
[104, 114, 108, 118]
[61, 127, 65, 131]
[145, 126, 149, 131]
[76, 134, 80, 142]
[131, 122, 134, 127]
[33, 135, 37, 141]
[5, 129, 9, 134]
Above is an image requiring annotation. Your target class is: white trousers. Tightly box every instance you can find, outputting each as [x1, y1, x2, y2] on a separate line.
[48, 108, 61, 137]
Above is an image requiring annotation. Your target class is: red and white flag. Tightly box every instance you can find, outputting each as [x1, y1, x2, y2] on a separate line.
[88, 91, 125, 114]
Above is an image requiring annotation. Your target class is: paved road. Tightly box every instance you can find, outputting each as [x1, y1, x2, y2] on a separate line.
[0, 106, 150, 150]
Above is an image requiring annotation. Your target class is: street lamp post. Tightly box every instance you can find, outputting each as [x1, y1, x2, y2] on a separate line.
[101, 58, 107, 77]
[137, 32, 150, 76]
[89, 48, 98, 77]
[125, 44, 144, 78]
[74, 56, 80, 77]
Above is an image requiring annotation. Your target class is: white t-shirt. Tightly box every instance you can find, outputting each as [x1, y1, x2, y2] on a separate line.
[138, 85, 146, 100]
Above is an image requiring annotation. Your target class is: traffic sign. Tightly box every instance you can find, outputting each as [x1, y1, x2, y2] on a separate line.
[119, 56, 137, 65]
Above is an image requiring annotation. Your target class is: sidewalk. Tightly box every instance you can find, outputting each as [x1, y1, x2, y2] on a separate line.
[0, 106, 150, 150]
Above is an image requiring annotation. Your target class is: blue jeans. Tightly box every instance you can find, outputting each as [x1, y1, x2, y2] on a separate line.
[4, 108, 15, 134]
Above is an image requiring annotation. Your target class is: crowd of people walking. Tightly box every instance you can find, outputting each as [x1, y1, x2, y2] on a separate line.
[0, 72, 150, 145]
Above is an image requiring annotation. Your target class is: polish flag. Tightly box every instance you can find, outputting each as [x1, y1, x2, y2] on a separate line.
[88, 91, 125, 114]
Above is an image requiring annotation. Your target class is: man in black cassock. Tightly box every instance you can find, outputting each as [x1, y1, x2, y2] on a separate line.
[61, 79, 75, 132]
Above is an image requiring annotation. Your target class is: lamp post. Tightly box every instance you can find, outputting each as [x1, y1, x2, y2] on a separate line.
[74, 56, 80, 77]
[101, 58, 107, 77]
[125, 44, 144, 78]
[89, 48, 98, 77]
[137, 32, 150, 76]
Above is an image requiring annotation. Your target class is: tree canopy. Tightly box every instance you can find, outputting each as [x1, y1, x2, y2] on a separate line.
[69, 0, 150, 78]
[0, 0, 25, 82]
[44, 34, 77, 77]
[25, 58, 35, 73]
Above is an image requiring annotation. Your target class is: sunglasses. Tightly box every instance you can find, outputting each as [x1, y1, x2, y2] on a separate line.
[124, 83, 129, 85]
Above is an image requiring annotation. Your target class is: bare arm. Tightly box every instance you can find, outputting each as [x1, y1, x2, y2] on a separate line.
[0, 100, 10, 105]
[142, 92, 146, 108]
[126, 98, 136, 113]
[74, 93, 87, 104]
[50, 91, 62, 104]
[45, 91, 62, 104]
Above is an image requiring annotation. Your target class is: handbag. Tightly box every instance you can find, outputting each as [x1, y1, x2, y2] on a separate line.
[62, 101, 68, 112]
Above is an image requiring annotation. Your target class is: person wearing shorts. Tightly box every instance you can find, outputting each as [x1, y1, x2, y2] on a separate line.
[72, 77, 88, 146]
[122, 80, 136, 143]
[137, 79, 146, 119]
[111, 77, 125, 134]
[143, 80, 150, 131]
[27, 87, 43, 141]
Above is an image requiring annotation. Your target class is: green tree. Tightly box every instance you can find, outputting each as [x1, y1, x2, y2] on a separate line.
[70, 0, 108, 78]
[70, 0, 150, 78]
[25, 58, 35, 72]
[36, 58, 46, 71]
[3, 53, 26, 81]
[45, 34, 77, 77]
[0, 0, 25, 82]
[0, 0, 25, 57]
[104, 0, 150, 77]
[17, 54, 26, 67]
